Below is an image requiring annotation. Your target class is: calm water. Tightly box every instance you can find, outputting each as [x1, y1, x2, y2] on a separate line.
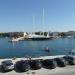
[0, 37, 75, 58]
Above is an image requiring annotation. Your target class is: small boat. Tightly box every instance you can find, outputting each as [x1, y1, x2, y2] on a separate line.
[9, 38, 19, 42]
[44, 47, 50, 52]
[9, 37, 25, 42]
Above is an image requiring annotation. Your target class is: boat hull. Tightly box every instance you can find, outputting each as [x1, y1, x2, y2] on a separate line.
[24, 37, 52, 41]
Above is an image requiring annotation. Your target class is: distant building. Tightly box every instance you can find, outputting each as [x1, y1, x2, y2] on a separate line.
[9, 32, 24, 38]
[52, 32, 59, 36]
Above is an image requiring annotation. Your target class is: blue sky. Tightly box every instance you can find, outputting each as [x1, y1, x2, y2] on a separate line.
[0, 0, 75, 32]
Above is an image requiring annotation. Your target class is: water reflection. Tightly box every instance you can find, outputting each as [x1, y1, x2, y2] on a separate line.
[12, 42, 15, 48]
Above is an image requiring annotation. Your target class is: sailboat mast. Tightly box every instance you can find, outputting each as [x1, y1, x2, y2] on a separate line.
[32, 16, 35, 34]
[42, 8, 45, 36]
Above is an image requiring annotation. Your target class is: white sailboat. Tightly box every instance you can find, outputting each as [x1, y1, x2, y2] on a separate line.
[27, 8, 52, 40]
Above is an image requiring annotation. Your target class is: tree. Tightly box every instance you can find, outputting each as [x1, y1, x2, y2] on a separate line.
[58, 32, 66, 37]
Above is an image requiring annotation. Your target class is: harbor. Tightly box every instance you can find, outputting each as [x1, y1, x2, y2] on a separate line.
[0, 0, 75, 75]
[0, 37, 75, 58]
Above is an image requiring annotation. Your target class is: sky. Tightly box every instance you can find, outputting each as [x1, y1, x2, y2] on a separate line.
[0, 0, 75, 32]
